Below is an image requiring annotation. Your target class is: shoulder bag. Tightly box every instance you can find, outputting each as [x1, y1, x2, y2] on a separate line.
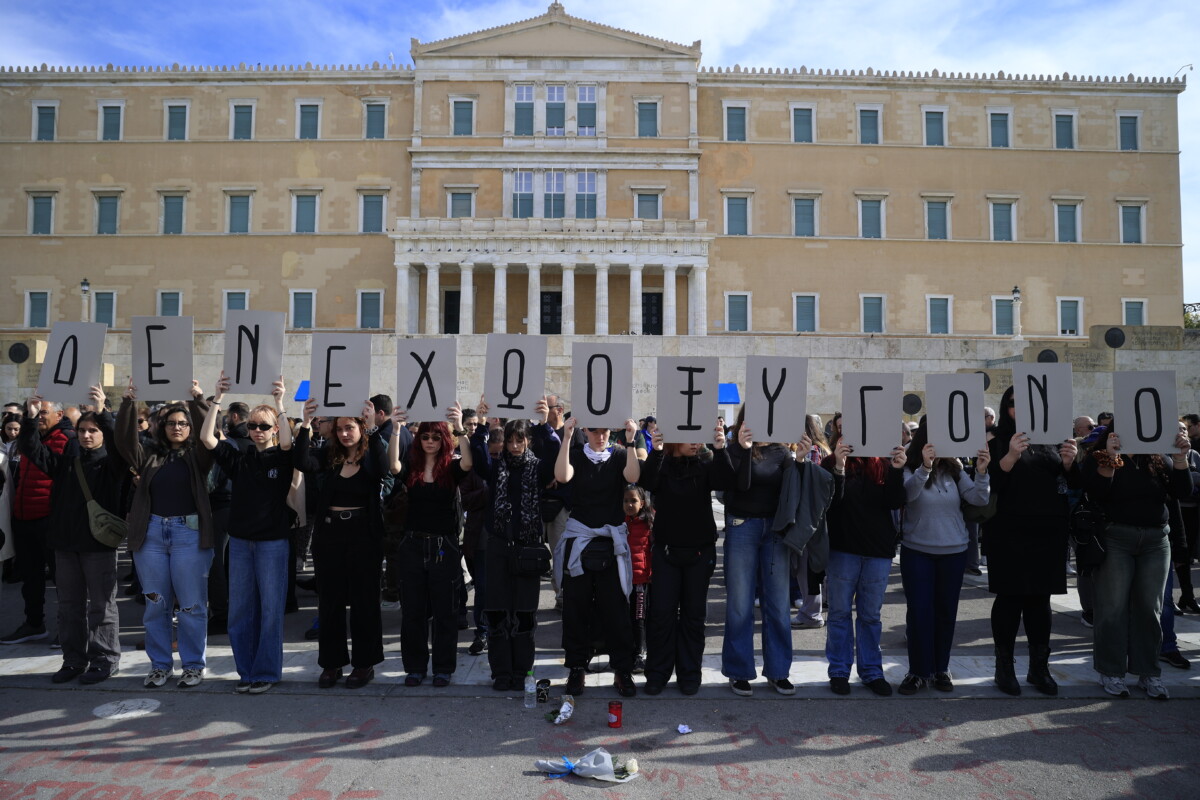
[75, 458, 128, 548]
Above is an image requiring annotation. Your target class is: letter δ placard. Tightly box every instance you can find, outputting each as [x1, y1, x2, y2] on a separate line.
[309, 333, 372, 415]
[36, 322, 108, 404]
[570, 342, 633, 429]
[1011, 363, 1073, 444]
[841, 373, 902, 457]
[484, 334, 547, 416]
[397, 338, 457, 422]
[925, 373, 986, 458]
[743, 356, 808, 444]
[1113, 370, 1178, 455]
[222, 310, 285, 395]
[132, 316, 194, 402]
[656, 357, 719, 444]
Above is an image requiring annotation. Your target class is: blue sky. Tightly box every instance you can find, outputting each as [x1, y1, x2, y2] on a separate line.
[5, 0, 1197, 302]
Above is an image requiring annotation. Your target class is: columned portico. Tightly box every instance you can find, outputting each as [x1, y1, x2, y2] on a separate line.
[394, 259, 413, 334]
[561, 263, 576, 335]
[627, 264, 643, 334]
[459, 261, 475, 334]
[424, 262, 440, 334]
[527, 263, 541, 335]
[663, 264, 678, 336]
[493, 264, 508, 333]
[688, 264, 708, 335]
[594, 262, 609, 335]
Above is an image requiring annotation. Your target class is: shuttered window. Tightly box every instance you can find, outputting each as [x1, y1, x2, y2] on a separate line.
[359, 291, 382, 329]
[27, 292, 49, 328]
[1054, 114, 1074, 149]
[167, 105, 187, 140]
[1119, 115, 1139, 150]
[97, 196, 119, 234]
[365, 104, 386, 139]
[726, 106, 746, 141]
[295, 195, 317, 233]
[36, 106, 56, 141]
[101, 106, 122, 141]
[159, 292, 181, 317]
[93, 292, 115, 328]
[31, 196, 53, 235]
[637, 102, 657, 137]
[229, 195, 250, 233]
[793, 107, 813, 143]
[991, 202, 1013, 241]
[162, 196, 184, 234]
[794, 295, 816, 332]
[924, 111, 944, 146]
[726, 197, 747, 235]
[636, 194, 659, 220]
[1124, 301, 1144, 326]
[576, 171, 597, 219]
[1121, 205, 1142, 243]
[994, 299, 1013, 335]
[299, 104, 319, 139]
[512, 171, 533, 218]
[793, 198, 815, 236]
[514, 85, 534, 136]
[291, 291, 314, 329]
[926, 201, 948, 239]
[859, 109, 879, 144]
[727, 294, 748, 332]
[450, 193, 473, 218]
[546, 86, 565, 136]
[361, 195, 384, 233]
[1056, 204, 1078, 243]
[928, 297, 950, 334]
[862, 296, 884, 333]
[452, 101, 473, 136]
[233, 105, 253, 140]
[990, 112, 1009, 147]
[860, 200, 882, 238]
[577, 85, 596, 135]
[544, 171, 565, 218]
[1059, 300, 1080, 336]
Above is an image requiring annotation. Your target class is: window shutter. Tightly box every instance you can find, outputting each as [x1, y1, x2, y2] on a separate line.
[794, 198, 815, 236]
[1060, 301, 1079, 335]
[992, 203, 1013, 241]
[97, 197, 118, 234]
[233, 105, 253, 139]
[167, 106, 186, 140]
[990, 113, 1009, 147]
[637, 103, 657, 137]
[861, 200, 881, 238]
[161, 293, 181, 317]
[929, 298, 949, 334]
[32, 197, 53, 234]
[515, 103, 533, 136]
[1121, 206, 1141, 243]
[37, 107, 55, 141]
[925, 111, 944, 146]
[362, 195, 383, 233]
[1055, 115, 1073, 149]
[293, 292, 313, 329]
[29, 292, 49, 327]
[795, 296, 816, 332]
[299, 105, 319, 139]
[637, 194, 658, 220]
[102, 107, 121, 140]
[453, 101, 473, 135]
[513, 194, 533, 219]
[1056, 205, 1077, 242]
[229, 196, 250, 233]
[726, 197, 747, 235]
[859, 109, 878, 144]
[365, 104, 385, 139]
[544, 194, 565, 219]
[450, 193, 472, 218]
[926, 201, 947, 239]
[295, 196, 316, 232]
[994, 299, 1013, 335]
[1119, 116, 1138, 151]
[163, 196, 183, 234]
[94, 292, 115, 327]
[577, 102, 596, 130]
[360, 293, 381, 329]
[576, 194, 596, 219]
[863, 297, 883, 332]
[1125, 302, 1144, 326]
[726, 107, 746, 141]
[546, 102, 565, 131]
[793, 108, 812, 143]
[727, 295, 748, 331]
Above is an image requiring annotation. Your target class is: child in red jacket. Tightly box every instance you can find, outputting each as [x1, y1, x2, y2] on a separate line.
[624, 484, 653, 673]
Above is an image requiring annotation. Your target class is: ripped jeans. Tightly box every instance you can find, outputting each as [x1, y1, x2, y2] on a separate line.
[134, 515, 214, 671]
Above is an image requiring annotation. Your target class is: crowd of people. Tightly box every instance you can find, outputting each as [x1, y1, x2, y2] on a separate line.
[0, 383, 1196, 701]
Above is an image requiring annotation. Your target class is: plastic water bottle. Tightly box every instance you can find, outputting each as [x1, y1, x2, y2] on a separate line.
[524, 671, 537, 709]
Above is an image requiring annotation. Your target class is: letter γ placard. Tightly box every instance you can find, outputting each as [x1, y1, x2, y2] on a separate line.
[223, 311, 285, 395]
[840, 373, 902, 457]
[484, 334, 547, 414]
[1011, 363, 1073, 444]
[309, 333, 372, 415]
[1113, 370, 1178, 454]
[570, 342, 632, 429]
[397, 338, 457, 422]
[925, 373, 986, 458]
[743, 356, 807, 443]
[132, 316, 194, 402]
[656, 357, 719, 444]
[36, 322, 108, 404]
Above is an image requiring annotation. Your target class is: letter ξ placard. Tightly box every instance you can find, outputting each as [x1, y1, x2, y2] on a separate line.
[925, 373, 986, 458]
[840, 373, 902, 457]
[36, 322, 108, 404]
[309, 333, 372, 415]
[223, 310, 285, 395]
[397, 338, 457, 423]
[570, 342, 633, 429]
[743, 356, 807, 444]
[656, 357, 719, 444]
[132, 316, 194, 402]
[1112, 370, 1178, 454]
[484, 334, 547, 415]
[1011, 363, 1073, 444]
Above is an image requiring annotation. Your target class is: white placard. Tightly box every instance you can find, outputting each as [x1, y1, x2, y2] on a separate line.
[744, 356, 808, 443]
[570, 342, 633, 429]
[484, 334, 548, 417]
[309, 333, 372, 416]
[397, 338, 458, 423]
[1011, 363, 1074, 444]
[223, 310, 285, 395]
[132, 316, 194, 402]
[841, 373, 903, 457]
[656, 357, 719, 444]
[925, 373, 987, 458]
[36, 322, 108, 405]
[1113, 370, 1179, 454]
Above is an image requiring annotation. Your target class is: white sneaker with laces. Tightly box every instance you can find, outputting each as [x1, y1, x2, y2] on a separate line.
[1136, 675, 1169, 701]
[1100, 675, 1129, 698]
[144, 668, 172, 688]
[178, 667, 204, 688]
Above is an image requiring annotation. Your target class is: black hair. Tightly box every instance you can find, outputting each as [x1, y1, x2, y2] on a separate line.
[904, 415, 962, 484]
[503, 418, 531, 443]
[227, 402, 250, 421]
[993, 385, 1017, 444]
[152, 403, 195, 453]
[370, 394, 394, 415]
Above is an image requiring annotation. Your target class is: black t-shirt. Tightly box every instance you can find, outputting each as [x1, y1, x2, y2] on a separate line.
[405, 460, 469, 537]
[212, 441, 293, 540]
[150, 456, 198, 517]
[567, 446, 629, 528]
[725, 444, 791, 518]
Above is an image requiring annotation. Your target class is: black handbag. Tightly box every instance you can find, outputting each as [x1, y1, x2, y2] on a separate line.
[510, 542, 551, 577]
[579, 539, 614, 572]
[1069, 494, 1109, 575]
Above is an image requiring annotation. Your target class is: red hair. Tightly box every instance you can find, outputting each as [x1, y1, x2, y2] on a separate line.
[406, 421, 455, 488]
[822, 453, 887, 485]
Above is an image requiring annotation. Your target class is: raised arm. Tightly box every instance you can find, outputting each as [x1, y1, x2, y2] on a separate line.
[554, 416, 576, 484]
[272, 377, 292, 451]
[115, 380, 149, 472]
[448, 400, 472, 473]
[387, 406, 408, 476]
[17, 396, 74, 477]
[199, 371, 230, 451]
[622, 419, 640, 483]
[293, 398, 324, 474]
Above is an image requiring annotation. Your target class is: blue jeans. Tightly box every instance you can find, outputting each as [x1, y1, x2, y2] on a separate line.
[134, 516, 214, 671]
[722, 515, 792, 681]
[228, 536, 289, 683]
[1093, 523, 1169, 678]
[825, 550, 892, 682]
[900, 546, 967, 678]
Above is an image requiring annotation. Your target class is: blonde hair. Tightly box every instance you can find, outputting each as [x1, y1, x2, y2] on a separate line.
[248, 405, 279, 445]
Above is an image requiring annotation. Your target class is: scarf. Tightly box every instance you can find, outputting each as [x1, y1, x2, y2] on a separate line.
[583, 443, 612, 464]
[494, 449, 543, 544]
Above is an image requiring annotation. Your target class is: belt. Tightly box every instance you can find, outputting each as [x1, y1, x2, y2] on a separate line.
[326, 508, 366, 522]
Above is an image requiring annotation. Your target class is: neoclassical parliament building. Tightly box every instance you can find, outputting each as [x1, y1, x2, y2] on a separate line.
[0, 3, 1186, 348]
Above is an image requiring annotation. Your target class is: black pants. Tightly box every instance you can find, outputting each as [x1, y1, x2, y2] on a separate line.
[561, 545, 634, 673]
[313, 516, 383, 669]
[55, 549, 120, 669]
[208, 505, 230, 620]
[381, 528, 402, 603]
[483, 536, 539, 680]
[1176, 504, 1198, 601]
[398, 533, 462, 676]
[645, 542, 716, 687]
[12, 516, 51, 626]
[990, 593, 1052, 650]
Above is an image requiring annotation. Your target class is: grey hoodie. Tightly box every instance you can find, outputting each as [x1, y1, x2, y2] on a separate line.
[902, 465, 990, 555]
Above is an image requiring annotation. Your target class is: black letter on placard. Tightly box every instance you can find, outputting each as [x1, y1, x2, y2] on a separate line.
[948, 390, 970, 443]
[1026, 374, 1050, 434]
[405, 351, 438, 410]
[52, 335, 79, 386]
[322, 346, 347, 408]
[145, 325, 169, 385]
[761, 368, 787, 438]
[586, 354, 613, 416]
[234, 325, 261, 386]
[497, 349, 526, 410]
[1133, 387, 1163, 443]
[858, 385, 883, 445]
[676, 366, 705, 431]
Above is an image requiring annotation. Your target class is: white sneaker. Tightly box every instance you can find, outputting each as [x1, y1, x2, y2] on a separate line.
[1100, 675, 1129, 698]
[144, 668, 172, 688]
[178, 667, 204, 688]
[1136, 675, 1169, 701]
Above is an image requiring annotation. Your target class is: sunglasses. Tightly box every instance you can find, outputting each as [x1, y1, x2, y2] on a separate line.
[164, 420, 191, 429]
[246, 422, 274, 432]
[420, 433, 443, 442]
[137, 418, 147, 424]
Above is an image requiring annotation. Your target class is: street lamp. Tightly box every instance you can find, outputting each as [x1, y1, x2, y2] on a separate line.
[80, 277, 91, 322]
[1011, 285, 1023, 341]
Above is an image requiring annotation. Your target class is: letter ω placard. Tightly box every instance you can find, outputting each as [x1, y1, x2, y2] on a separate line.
[132, 316, 194, 402]
[1011, 363, 1073, 444]
[1113, 370, 1178, 454]
[925, 373, 986, 457]
[397, 338, 457, 422]
[744, 356, 808, 443]
[484, 334, 547, 415]
[222, 310, 285, 395]
[841, 373, 902, 457]
[36, 322, 108, 404]
[309, 333, 372, 415]
[656, 357, 719, 444]
[570, 342, 633, 429]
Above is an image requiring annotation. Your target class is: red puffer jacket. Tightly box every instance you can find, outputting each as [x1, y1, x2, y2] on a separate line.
[15, 418, 74, 521]
[626, 515, 653, 585]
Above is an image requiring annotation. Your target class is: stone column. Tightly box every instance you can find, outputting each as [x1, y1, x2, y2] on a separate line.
[628, 264, 643, 334]
[493, 264, 508, 333]
[562, 264, 576, 335]
[594, 262, 609, 336]
[527, 263, 541, 335]
[424, 263, 440, 334]
[689, 265, 708, 336]
[459, 262, 475, 335]
[394, 261, 412, 334]
[662, 264, 678, 336]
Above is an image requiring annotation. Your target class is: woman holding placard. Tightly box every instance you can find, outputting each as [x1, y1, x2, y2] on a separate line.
[294, 398, 389, 690]
[897, 417, 991, 695]
[984, 386, 1080, 696]
[116, 378, 216, 689]
[199, 372, 293, 694]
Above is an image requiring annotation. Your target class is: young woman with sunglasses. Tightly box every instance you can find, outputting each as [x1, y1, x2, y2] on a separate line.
[387, 401, 473, 688]
[199, 371, 292, 694]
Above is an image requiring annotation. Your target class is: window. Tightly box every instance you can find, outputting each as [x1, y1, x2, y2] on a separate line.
[577, 85, 596, 136]
[726, 293, 749, 332]
[290, 290, 315, 329]
[96, 195, 120, 235]
[30, 194, 54, 235]
[791, 104, 814, 143]
[158, 291, 182, 317]
[926, 200, 948, 240]
[228, 194, 251, 233]
[989, 109, 1010, 148]
[725, 196, 748, 235]
[1120, 203, 1143, 244]
[361, 193, 385, 233]
[294, 194, 318, 233]
[514, 85, 534, 136]
[297, 102, 320, 140]
[546, 86, 565, 136]
[858, 105, 881, 144]
[576, 171, 597, 219]
[25, 291, 49, 328]
[1055, 202, 1080, 243]
[512, 171, 533, 218]
[725, 104, 747, 142]
[357, 290, 382, 329]
[794, 294, 818, 332]
[162, 195, 184, 234]
[93, 291, 115, 328]
[793, 197, 817, 236]
[224, 290, 248, 324]
[636, 193, 660, 220]
[990, 200, 1015, 241]
[993, 297, 1014, 335]
[99, 102, 123, 141]
[859, 198, 884, 238]
[927, 296, 951, 334]
[166, 103, 188, 141]
[1118, 113, 1140, 151]
[1054, 111, 1075, 149]
[365, 102, 386, 139]
[1123, 299, 1145, 326]
[452, 99, 474, 136]
[544, 171, 565, 218]
[637, 101, 658, 137]
[449, 192, 474, 218]
[923, 107, 946, 146]
[231, 102, 255, 140]
[33, 102, 57, 141]
[861, 295, 885, 333]
[1058, 298, 1082, 336]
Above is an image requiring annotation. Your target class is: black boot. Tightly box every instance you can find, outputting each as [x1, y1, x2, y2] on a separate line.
[994, 646, 1021, 696]
[1026, 644, 1058, 696]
